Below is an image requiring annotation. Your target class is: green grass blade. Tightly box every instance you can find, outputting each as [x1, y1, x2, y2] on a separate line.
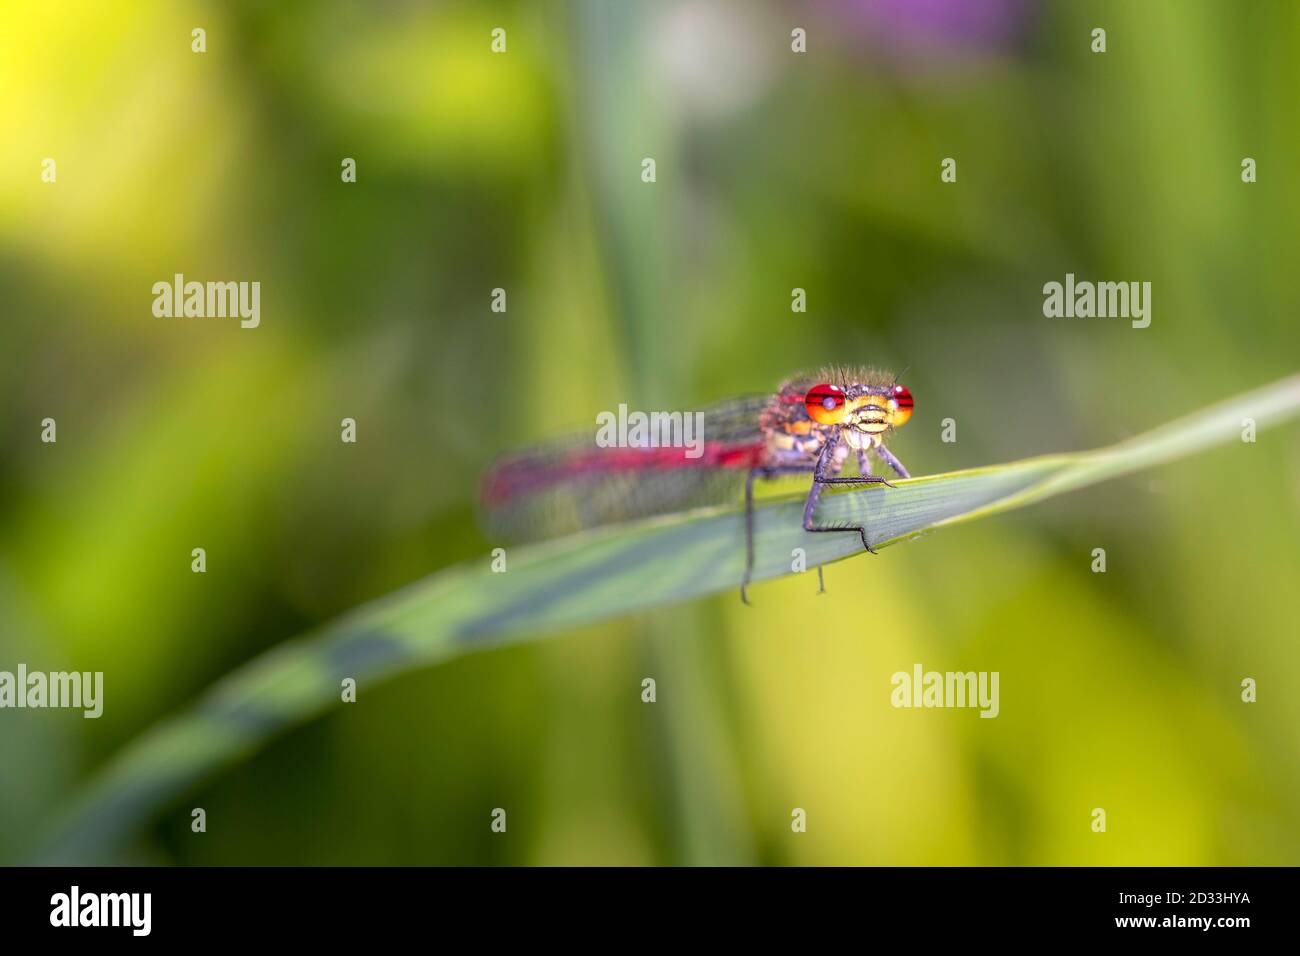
[32, 373, 1300, 862]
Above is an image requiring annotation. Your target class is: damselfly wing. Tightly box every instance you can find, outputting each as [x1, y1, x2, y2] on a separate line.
[480, 395, 771, 542]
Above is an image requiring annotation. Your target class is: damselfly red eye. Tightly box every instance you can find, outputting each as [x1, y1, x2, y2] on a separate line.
[805, 383, 847, 424]
[889, 384, 914, 426]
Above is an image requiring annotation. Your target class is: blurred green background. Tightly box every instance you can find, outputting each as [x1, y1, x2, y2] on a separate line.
[1, 0, 1298, 865]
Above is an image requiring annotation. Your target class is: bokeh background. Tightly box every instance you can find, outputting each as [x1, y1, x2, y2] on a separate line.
[2, 0, 1298, 865]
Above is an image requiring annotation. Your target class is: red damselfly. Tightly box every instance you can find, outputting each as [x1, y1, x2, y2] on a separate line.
[481, 367, 915, 601]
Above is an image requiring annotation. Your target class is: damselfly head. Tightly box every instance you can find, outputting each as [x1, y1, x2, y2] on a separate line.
[805, 380, 913, 432]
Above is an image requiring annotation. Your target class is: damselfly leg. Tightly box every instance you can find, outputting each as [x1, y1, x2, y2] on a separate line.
[875, 443, 911, 479]
[742, 463, 816, 605]
[800, 432, 895, 552]
[740, 433, 907, 604]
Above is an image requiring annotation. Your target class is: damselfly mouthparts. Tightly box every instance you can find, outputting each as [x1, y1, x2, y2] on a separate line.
[481, 367, 915, 601]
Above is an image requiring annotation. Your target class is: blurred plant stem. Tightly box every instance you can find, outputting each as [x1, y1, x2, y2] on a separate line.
[567, 0, 754, 864]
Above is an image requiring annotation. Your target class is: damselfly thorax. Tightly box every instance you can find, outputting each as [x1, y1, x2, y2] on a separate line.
[481, 367, 915, 601]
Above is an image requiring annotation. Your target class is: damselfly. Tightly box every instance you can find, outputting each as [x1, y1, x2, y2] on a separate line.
[481, 366, 915, 601]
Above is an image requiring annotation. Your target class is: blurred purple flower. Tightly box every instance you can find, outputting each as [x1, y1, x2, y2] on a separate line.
[838, 0, 1031, 55]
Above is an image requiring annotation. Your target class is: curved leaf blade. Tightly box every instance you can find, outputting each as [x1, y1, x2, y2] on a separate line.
[31, 373, 1300, 862]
